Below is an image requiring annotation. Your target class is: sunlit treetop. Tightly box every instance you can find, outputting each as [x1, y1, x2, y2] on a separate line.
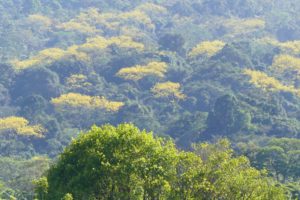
[223, 18, 265, 36]
[0, 116, 45, 137]
[79, 36, 109, 50]
[244, 69, 300, 96]
[98, 9, 154, 30]
[278, 41, 300, 55]
[256, 37, 279, 46]
[279, 40, 300, 55]
[258, 37, 300, 55]
[119, 10, 153, 28]
[51, 93, 124, 112]
[75, 10, 118, 30]
[66, 74, 92, 90]
[189, 40, 226, 58]
[12, 48, 66, 70]
[119, 26, 149, 41]
[108, 36, 145, 50]
[66, 45, 90, 62]
[12, 47, 89, 70]
[136, 3, 167, 15]
[239, 18, 265, 28]
[272, 54, 300, 75]
[151, 81, 186, 100]
[27, 14, 53, 28]
[37, 48, 66, 60]
[76, 8, 102, 24]
[79, 36, 145, 52]
[63, 6, 155, 33]
[12, 35, 142, 70]
[117, 61, 168, 81]
[56, 20, 100, 35]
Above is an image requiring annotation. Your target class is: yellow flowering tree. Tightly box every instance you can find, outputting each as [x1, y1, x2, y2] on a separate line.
[272, 54, 300, 73]
[79, 36, 144, 52]
[13, 48, 66, 70]
[66, 74, 92, 92]
[189, 41, 226, 58]
[51, 93, 124, 112]
[27, 14, 53, 30]
[0, 116, 45, 137]
[278, 41, 300, 55]
[257, 38, 300, 55]
[244, 69, 300, 96]
[12, 47, 89, 70]
[60, 6, 155, 34]
[223, 18, 265, 36]
[119, 10, 153, 29]
[12, 34, 144, 71]
[56, 20, 99, 35]
[117, 61, 168, 81]
[136, 3, 167, 15]
[271, 54, 300, 85]
[151, 81, 186, 100]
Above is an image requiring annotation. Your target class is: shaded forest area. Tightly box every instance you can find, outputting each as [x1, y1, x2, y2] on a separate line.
[0, 0, 300, 199]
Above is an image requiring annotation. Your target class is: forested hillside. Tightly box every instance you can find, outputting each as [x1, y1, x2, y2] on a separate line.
[0, 0, 300, 199]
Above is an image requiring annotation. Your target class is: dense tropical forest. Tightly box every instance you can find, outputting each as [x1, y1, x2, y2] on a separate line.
[0, 0, 300, 199]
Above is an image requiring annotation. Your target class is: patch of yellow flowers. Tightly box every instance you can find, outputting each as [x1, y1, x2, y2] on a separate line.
[244, 69, 300, 96]
[51, 93, 124, 112]
[189, 41, 226, 58]
[117, 62, 168, 81]
[0, 117, 45, 137]
[151, 81, 186, 100]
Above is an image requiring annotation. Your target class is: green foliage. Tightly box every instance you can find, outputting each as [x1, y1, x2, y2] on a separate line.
[44, 124, 286, 200]
[1, 0, 300, 198]
[11, 67, 62, 99]
[158, 34, 185, 54]
[206, 95, 252, 136]
[46, 124, 178, 199]
[0, 156, 50, 199]
[62, 193, 73, 200]
[33, 177, 48, 200]
[237, 137, 300, 199]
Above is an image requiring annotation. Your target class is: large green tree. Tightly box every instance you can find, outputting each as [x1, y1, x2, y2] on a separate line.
[45, 124, 178, 200]
[41, 124, 286, 200]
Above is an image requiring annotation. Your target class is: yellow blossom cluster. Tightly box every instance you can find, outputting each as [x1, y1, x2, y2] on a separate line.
[56, 20, 100, 34]
[272, 55, 300, 75]
[60, 4, 156, 33]
[0, 116, 45, 137]
[80, 36, 144, 52]
[117, 62, 168, 81]
[51, 93, 124, 112]
[151, 81, 186, 100]
[189, 41, 226, 58]
[12, 35, 144, 70]
[279, 41, 300, 55]
[244, 69, 300, 96]
[224, 18, 265, 35]
[13, 48, 66, 70]
[136, 3, 167, 15]
[27, 14, 52, 28]
[12, 47, 89, 70]
[66, 74, 92, 90]
[258, 38, 300, 55]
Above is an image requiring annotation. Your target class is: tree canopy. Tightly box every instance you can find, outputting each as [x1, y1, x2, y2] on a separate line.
[42, 124, 286, 200]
